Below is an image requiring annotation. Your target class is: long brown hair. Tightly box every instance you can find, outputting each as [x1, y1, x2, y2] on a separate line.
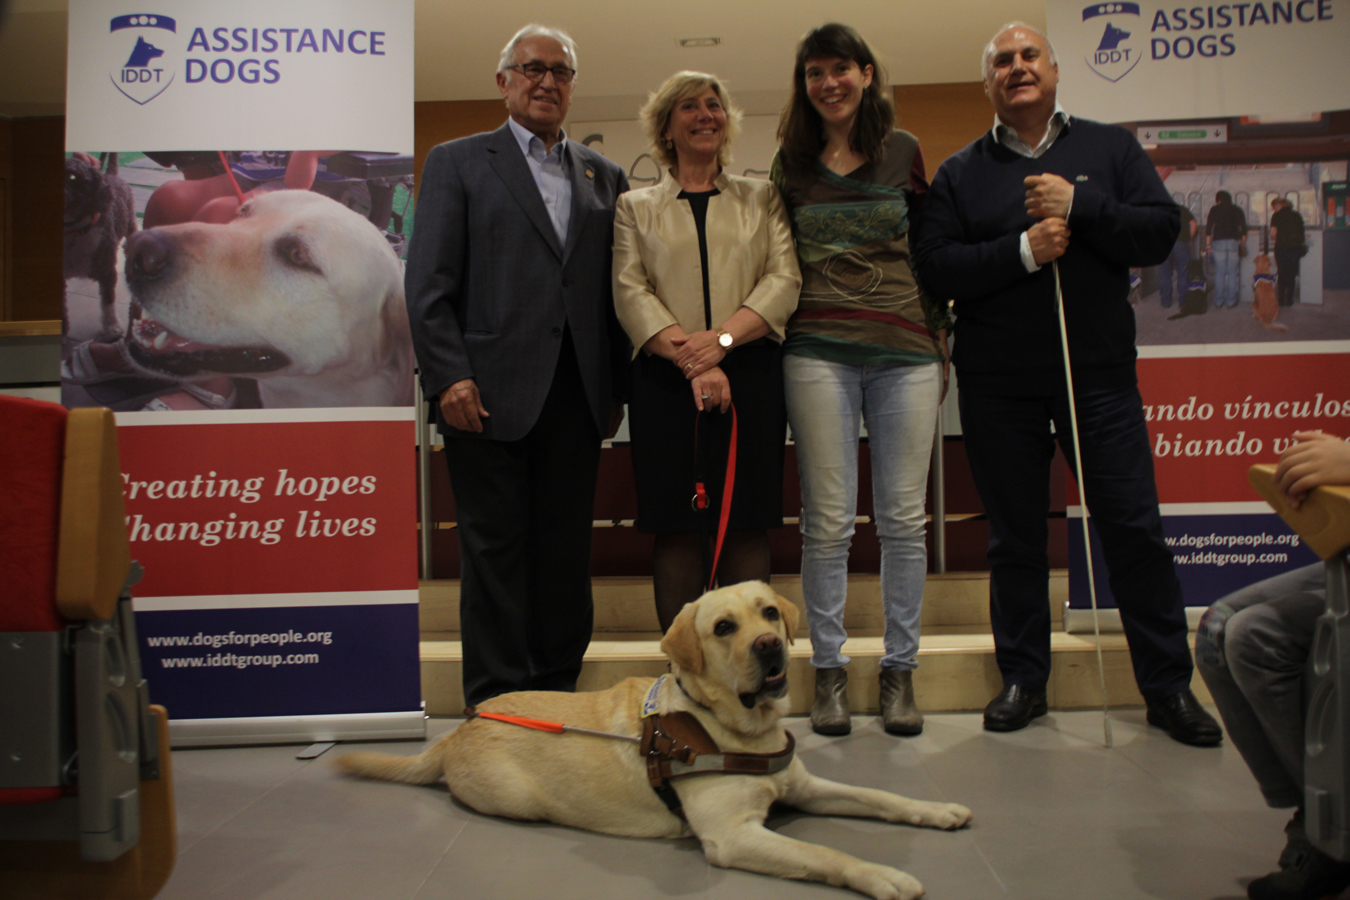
[777, 23, 894, 172]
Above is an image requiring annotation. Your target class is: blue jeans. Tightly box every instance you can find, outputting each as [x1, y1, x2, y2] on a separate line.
[1158, 241, 1190, 308]
[784, 354, 941, 670]
[1212, 239, 1240, 308]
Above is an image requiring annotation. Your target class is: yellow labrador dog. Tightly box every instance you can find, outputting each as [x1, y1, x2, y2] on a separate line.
[336, 582, 971, 899]
[121, 189, 413, 408]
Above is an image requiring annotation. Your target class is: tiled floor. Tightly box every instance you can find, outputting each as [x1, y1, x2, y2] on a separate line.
[158, 709, 1309, 900]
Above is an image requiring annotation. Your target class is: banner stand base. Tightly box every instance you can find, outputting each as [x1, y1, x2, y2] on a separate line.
[168, 707, 427, 748]
[1063, 604, 1205, 634]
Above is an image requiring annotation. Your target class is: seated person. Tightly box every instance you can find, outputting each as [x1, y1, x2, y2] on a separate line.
[1196, 431, 1350, 900]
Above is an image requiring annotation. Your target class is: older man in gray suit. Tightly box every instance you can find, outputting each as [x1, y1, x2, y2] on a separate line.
[406, 24, 629, 706]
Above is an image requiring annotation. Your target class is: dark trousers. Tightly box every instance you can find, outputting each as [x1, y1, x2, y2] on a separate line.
[1275, 246, 1301, 306]
[443, 334, 601, 706]
[958, 384, 1194, 700]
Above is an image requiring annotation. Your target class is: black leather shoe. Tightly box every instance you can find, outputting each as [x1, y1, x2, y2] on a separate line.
[983, 684, 1048, 732]
[1146, 690, 1223, 746]
[1248, 844, 1350, 900]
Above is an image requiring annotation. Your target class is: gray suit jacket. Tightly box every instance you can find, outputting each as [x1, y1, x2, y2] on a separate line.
[406, 122, 630, 441]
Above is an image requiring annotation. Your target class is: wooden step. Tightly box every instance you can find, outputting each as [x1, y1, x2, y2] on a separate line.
[418, 571, 1066, 636]
[419, 631, 1210, 717]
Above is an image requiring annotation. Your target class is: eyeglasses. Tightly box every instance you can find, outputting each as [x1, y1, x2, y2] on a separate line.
[505, 63, 576, 84]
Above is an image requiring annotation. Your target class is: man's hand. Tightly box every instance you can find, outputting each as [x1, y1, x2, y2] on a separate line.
[1275, 431, 1350, 509]
[1027, 217, 1071, 265]
[673, 329, 727, 380]
[1024, 173, 1074, 220]
[439, 378, 489, 433]
[691, 366, 731, 413]
[607, 397, 626, 440]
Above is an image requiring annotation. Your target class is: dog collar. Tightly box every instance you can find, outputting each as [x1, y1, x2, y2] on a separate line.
[674, 676, 713, 713]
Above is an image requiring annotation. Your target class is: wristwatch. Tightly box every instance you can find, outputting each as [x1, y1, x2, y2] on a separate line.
[716, 328, 733, 349]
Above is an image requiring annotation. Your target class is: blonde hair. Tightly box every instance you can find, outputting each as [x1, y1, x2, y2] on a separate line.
[639, 71, 742, 169]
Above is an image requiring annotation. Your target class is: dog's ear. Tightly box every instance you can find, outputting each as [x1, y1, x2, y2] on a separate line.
[660, 602, 704, 675]
[774, 592, 800, 645]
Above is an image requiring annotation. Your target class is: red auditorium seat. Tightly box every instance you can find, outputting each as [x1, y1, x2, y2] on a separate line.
[0, 395, 176, 899]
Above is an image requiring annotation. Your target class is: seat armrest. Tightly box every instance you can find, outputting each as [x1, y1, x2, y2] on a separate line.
[55, 408, 130, 622]
[1249, 464, 1350, 560]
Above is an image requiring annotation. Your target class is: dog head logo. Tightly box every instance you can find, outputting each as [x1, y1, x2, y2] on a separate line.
[1082, 2, 1142, 83]
[109, 14, 177, 105]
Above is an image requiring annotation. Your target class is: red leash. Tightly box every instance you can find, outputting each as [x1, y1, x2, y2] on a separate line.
[468, 709, 640, 743]
[217, 151, 247, 205]
[691, 402, 738, 592]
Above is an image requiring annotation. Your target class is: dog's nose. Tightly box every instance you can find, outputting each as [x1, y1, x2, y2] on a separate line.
[125, 230, 173, 282]
[752, 633, 781, 656]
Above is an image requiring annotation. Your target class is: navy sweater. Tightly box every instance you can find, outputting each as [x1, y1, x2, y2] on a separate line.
[915, 117, 1179, 396]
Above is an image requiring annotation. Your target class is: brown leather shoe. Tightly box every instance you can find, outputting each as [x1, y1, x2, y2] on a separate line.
[811, 667, 851, 735]
[879, 668, 923, 735]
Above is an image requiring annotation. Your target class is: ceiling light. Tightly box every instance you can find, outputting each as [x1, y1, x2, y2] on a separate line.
[678, 37, 721, 48]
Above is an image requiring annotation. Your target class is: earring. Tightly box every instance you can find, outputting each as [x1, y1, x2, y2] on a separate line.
[664, 138, 674, 150]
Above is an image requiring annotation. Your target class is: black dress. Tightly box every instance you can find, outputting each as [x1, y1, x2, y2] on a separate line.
[627, 188, 787, 534]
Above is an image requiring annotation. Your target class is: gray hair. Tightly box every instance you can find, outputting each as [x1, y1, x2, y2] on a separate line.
[498, 24, 578, 74]
[981, 21, 1057, 80]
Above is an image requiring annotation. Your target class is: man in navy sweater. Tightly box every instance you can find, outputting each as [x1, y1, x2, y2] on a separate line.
[916, 22, 1221, 746]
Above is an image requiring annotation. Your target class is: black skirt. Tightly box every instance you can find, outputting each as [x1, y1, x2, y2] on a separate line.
[628, 339, 786, 534]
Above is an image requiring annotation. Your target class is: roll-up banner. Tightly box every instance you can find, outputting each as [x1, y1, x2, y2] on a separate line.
[1046, 0, 1350, 627]
[62, 0, 423, 745]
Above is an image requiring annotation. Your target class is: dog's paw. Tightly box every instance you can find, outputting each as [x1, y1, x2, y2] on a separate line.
[850, 862, 924, 900]
[907, 801, 972, 830]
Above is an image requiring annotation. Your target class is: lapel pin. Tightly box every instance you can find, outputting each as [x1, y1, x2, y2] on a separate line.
[586, 168, 594, 179]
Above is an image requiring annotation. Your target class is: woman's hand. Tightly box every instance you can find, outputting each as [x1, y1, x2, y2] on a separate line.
[642, 324, 689, 362]
[691, 366, 731, 413]
[673, 330, 726, 380]
[1275, 431, 1350, 509]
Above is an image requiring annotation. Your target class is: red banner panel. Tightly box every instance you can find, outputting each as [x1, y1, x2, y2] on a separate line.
[116, 418, 417, 598]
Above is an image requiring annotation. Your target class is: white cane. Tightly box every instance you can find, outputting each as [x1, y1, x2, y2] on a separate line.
[1052, 260, 1114, 748]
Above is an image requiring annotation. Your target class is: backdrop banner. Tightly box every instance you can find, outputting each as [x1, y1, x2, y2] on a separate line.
[1048, 0, 1349, 122]
[1047, 0, 1350, 621]
[62, 0, 422, 744]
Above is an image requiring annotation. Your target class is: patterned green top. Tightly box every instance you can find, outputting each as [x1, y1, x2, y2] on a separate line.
[771, 130, 951, 367]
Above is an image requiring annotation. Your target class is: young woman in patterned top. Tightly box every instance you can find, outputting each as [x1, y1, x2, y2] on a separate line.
[773, 23, 951, 737]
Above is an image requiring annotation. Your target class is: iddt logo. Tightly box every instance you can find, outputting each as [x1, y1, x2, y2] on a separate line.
[1083, 2, 1142, 82]
[109, 14, 177, 105]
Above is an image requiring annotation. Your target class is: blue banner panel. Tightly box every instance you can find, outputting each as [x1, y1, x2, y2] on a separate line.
[1069, 511, 1320, 609]
[136, 604, 421, 720]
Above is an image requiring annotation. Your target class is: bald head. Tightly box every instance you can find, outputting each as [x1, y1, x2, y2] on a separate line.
[982, 22, 1060, 131]
[982, 21, 1057, 80]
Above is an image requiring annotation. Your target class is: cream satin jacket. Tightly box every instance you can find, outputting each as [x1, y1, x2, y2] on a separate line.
[612, 171, 801, 352]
